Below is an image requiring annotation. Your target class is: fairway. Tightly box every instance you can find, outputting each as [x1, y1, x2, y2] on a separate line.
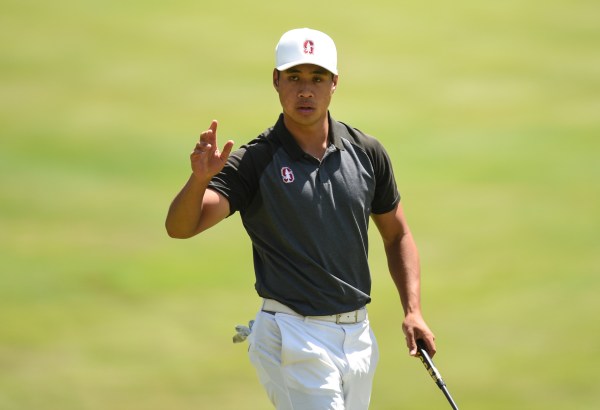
[1, 1, 599, 409]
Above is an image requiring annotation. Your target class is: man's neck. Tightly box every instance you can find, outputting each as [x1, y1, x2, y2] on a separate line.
[283, 114, 330, 160]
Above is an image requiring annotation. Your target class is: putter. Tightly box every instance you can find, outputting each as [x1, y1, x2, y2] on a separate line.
[416, 339, 460, 410]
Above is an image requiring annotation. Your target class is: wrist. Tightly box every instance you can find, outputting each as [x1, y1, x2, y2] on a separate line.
[403, 305, 422, 317]
[190, 172, 213, 186]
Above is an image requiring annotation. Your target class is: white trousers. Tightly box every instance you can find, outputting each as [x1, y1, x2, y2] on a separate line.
[248, 310, 379, 410]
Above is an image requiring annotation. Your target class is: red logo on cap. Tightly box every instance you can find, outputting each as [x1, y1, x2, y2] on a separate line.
[303, 40, 314, 55]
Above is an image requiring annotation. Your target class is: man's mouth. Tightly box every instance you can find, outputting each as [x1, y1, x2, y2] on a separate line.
[297, 104, 315, 113]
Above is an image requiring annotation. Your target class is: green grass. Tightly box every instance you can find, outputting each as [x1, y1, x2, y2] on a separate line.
[1, 0, 599, 408]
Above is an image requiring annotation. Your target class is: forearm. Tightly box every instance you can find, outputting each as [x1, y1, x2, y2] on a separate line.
[385, 230, 422, 316]
[374, 205, 435, 355]
[165, 173, 211, 238]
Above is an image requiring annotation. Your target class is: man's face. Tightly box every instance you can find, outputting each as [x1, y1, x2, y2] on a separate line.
[273, 64, 338, 129]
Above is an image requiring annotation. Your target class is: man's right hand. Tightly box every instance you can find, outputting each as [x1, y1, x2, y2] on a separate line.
[191, 120, 234, 181]
[165, 120, 233, 239]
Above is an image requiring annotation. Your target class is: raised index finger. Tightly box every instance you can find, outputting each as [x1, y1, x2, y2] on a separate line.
[208, 120, 219, 146]
[209, 119, 218, 135]
[200, 120, 218, 148]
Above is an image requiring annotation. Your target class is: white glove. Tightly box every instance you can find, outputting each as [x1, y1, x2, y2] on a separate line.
[232, 320, 254, 343]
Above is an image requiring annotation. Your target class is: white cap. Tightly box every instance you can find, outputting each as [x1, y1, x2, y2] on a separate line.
[275, 28, 338, 75]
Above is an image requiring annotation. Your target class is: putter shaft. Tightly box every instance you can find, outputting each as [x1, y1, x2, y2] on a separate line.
[417, 340, 460, 410]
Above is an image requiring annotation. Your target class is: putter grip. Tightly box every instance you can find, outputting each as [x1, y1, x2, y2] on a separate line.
[417, 339, 446, 389]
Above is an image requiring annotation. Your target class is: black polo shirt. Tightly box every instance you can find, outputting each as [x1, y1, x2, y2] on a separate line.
[208, 114, 400, 316]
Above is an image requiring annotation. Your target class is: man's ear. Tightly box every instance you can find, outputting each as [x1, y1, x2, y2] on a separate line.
[273, 69, 280, 89]
[332, 74, 339, 93]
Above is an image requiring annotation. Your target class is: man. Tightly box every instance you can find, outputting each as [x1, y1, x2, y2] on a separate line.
[166, 28, 435, 410]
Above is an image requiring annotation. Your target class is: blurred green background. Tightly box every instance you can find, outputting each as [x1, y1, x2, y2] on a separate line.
[1, 0, 598, 409]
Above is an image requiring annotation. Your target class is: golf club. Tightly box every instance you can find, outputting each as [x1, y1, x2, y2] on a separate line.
[416, 339, 460, 410]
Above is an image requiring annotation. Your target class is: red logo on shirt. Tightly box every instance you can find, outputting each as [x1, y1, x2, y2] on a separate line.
[281, 167, 295, 183]
[303, 40, 314, 55]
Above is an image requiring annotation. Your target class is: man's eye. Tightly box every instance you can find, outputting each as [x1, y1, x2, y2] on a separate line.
[314, 77, 322, 83]
[289, 76, 299, 81]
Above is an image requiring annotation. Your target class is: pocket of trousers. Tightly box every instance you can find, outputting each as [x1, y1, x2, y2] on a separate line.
[248, 311, 283, 365]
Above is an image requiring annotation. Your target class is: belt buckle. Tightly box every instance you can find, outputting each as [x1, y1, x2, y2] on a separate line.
[335, 311, 359, 324]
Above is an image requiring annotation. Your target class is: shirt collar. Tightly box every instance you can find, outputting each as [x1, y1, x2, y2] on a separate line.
[273, 112, 346, 161]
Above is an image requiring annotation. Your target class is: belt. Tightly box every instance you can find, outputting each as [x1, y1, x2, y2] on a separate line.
[262, 299, 367, 324]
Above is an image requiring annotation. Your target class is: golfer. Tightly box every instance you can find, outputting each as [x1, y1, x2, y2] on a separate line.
[166, 28, 436, 410]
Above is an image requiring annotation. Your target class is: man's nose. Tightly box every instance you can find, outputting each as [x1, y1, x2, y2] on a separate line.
[297, 81, 314, 98]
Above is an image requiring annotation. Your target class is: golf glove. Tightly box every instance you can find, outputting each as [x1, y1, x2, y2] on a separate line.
[232, 320, 254, 343]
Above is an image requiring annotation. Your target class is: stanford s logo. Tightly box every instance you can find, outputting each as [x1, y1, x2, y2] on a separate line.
[281, 167, 295, 184]
[303, 40, 314, 55]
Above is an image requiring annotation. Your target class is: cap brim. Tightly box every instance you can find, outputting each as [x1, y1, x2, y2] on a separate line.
[276, 60, 338, 75]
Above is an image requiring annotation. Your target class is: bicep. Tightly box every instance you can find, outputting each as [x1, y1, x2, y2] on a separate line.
[196, 188, 231, 234]
[372, 203, 410, 245]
